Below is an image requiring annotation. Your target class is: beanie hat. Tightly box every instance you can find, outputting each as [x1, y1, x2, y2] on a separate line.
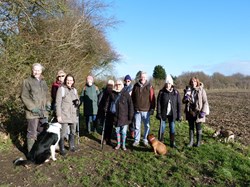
[165, 74, 174, 85]
[86, 75, 94, 82]
[124, 74, 132, 81]
[107, 79, 114, 86]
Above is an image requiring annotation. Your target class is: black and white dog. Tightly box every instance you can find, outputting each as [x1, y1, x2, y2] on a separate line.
[14, 122, 61, 166]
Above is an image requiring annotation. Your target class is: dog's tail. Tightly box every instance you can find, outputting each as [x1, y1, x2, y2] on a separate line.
[13, 157, 33, 166]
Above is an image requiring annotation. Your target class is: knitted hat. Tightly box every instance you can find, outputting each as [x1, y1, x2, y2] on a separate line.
[165, 74, 173, 85]
[107, 79, 114, 86]
[124, 74, 132, 81]
[86, 75, 94, 82]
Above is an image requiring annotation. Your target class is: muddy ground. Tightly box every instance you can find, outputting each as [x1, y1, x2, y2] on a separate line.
[0, 90, 249, 186]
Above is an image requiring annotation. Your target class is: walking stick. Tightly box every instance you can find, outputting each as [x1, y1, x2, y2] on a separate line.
[101, 113, 106, 150]
[76, 108, 80, 145]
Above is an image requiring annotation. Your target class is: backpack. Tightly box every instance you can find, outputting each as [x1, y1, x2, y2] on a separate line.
[110, 93, 121, 114]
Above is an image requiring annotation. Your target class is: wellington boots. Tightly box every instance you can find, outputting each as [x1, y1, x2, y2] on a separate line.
[27, 138, 35, 153]
[196, 130, 202, 147]
[170, 133, 177, 148]
[187, 130, 194, 147]
[69, 134, 75, 152]
[59, 139, 66, 156]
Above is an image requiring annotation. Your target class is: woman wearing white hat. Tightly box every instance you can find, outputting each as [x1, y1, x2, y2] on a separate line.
[156, 74, 181, 148]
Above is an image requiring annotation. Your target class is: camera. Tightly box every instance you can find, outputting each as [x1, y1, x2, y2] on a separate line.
[72, 99, 80, 107]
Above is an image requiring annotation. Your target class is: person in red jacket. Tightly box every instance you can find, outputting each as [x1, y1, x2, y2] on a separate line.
[51, 70, 66, 111]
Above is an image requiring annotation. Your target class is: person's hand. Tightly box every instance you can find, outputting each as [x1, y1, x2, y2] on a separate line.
[72, 99, 80, 107]
[46, 105, 51, 111]
[31, 108, 40, 114]
[199, 112, 206, 118]
[184, 95, 191, 102]
[149, 109, 154, 115]
[156, 113, 161, 120]
[57, 116, 62, 123]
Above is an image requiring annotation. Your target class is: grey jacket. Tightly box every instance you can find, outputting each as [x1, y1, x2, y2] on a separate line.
[56, 85, 79, 123]
[21, 75, 50, 119]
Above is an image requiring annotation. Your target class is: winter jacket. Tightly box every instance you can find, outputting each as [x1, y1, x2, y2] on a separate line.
[56, 85, 79, 123]
[123, 84, 133, 95]
[183, 83, 209, 123]
[80, 84, 99, 116]
[51, 81, 62, 109]
[114, 89, 134, 127]
[157, 88, 181, 121]
[131, 81, 156, 112]
[21, 75, 50, 119]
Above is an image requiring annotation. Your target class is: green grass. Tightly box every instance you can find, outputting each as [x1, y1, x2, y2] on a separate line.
[1, 115, 250, 186]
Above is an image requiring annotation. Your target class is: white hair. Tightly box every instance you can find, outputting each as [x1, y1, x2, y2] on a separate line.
[140, 71, 148, 80]
[32, 63, 45, 71]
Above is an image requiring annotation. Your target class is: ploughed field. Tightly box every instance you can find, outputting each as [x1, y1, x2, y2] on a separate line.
[206, 90, 250, 146]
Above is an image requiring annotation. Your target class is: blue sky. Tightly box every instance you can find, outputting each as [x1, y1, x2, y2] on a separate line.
[105, 0, 250, 78]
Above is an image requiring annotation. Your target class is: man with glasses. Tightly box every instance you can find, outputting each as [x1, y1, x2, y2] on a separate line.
[123, 75, 135, 138]
[51, 70, 66, 111]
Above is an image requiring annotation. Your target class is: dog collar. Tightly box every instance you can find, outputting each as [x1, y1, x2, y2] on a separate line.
[149, 137, 155, 142]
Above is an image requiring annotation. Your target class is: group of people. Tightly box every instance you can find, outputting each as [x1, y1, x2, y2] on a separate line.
[21, 63, 209, 157]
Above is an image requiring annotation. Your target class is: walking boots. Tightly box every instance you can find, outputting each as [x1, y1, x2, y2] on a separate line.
[170, 133, 177, 148]
[187, 130, 194, 147]
[196, 130, 202, 147]
[69, 134, 75, 152]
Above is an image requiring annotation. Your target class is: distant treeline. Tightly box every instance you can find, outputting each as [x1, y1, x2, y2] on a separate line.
[175, 71, 250, 90]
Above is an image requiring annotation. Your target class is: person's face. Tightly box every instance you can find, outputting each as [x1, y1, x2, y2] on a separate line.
[115, 82, 123, 91]
[87, 79, 93, 86]
[191, 79, 198, 87]
[32, 66, 42, 79]
[140, 74, 147, 84]
[57, 74, 66, 83]
[166, 83, 172, 90]
[66, 76, 74, 88]
[124, 79, 131, 86]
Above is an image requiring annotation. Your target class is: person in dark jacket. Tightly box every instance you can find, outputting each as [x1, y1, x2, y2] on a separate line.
[131, 71, 156, 147]
[97, 80, 115, 145]
[113, 80, 134, 151]
[80, 75, 99, 134]
[21, 63, 51, 153]
[156, 74, 181, 148]
[123, 74, 135, 138]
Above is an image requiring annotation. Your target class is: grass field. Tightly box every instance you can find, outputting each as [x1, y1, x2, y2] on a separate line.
[0, 115, 250, 187]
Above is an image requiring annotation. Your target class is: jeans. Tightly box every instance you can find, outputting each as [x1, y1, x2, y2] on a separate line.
[115, 125, 128, 136]
[85, 115, 97, 133]
[134, 111, 150, 143]
[160, 116, 175, 134]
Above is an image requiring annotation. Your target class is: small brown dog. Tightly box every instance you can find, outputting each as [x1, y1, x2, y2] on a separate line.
[213, 127, 235, 143]
[147, 134, 167, 155]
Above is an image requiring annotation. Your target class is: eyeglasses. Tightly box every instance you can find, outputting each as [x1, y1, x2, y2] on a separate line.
[58, 75, 65, 78]
[125, 80, 131, 83]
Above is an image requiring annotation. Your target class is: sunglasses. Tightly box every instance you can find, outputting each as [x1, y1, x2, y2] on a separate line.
[58, 75, 65, 78]
[125, 80, 131, 82]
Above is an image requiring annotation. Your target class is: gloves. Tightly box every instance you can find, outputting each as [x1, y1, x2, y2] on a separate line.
[199, 112, 206, 118]
[156, 113, 161, 120]
[149, 109, 154, 115]
[31, 108, 40, 114]
[184, 95, 191, 102]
